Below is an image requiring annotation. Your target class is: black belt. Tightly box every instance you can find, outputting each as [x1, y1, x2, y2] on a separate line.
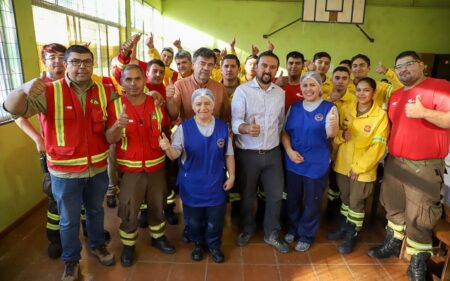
[244, 147, 277, 154]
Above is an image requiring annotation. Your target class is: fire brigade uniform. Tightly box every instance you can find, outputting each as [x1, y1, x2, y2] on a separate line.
[321, 76, 333, 101]
[333, 101, 389, 229]
[326, 89, 357, 207]
[380, 77, 450, 256]
[107, 94, 170, 245]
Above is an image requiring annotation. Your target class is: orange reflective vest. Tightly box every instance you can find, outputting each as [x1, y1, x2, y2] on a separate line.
[42, 79, 111, 172]
[109, 95, 167, 173]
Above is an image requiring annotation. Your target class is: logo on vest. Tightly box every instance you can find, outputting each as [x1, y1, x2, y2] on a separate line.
[64, 105, 73, 110]
[390, 101, 398, 107]
[364, 125, 371, 132]
[91, 96, 99, 105]
[217, 138, 225, 148]
[314, 113, 324, 122]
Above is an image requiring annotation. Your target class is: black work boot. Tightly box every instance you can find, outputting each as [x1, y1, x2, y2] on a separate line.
[120, 245, 135, 267]
[325, 197, 342, 221]
[47, 229, 62, 258]
[165, 203, 179, 225]
[151, 236, 176, 254]
[407, 252, 431, 281]
[338, 222, 357, 254]
[326, 215, 347, 241]
[368, 228, 402, 259]
[138, 208, 148, 228]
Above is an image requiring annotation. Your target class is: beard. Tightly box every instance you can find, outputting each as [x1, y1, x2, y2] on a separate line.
[257, 72, 272, 84]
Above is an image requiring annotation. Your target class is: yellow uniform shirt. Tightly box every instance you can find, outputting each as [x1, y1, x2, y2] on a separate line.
[321, 76, 333, 101]
[211, 66, 222, 82]
[333, 102, 389, 182]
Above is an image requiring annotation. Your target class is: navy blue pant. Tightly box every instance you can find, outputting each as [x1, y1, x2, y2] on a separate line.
[183, 203, 226, 250]
[286, 170, 328, 244]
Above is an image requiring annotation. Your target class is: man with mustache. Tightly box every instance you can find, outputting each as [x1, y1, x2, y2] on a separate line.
[231, 51, 289, 253]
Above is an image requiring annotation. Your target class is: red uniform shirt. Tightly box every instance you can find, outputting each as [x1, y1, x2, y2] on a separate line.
[283, 83, 302, 113]
[387, 77, 450, 160]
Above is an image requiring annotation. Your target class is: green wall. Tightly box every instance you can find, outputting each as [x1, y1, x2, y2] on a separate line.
[1, 0, 449, 232]
[0, 0, 42, 233]
[162, 0, 450, 78]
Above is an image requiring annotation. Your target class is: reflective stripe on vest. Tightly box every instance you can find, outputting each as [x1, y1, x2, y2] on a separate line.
[116, 153, 166, 169]
[94, 81, 107, 119]
[47, 150, 108, 166]
[53, 81, 65, 146]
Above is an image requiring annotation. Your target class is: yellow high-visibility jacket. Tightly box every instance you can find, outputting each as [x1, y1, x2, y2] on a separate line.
[333, 101, 389, 182]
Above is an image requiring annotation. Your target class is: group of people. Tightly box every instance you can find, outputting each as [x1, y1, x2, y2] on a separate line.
[3, 33, 449, 281]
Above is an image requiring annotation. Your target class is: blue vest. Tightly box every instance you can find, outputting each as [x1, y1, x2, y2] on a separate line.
[177, 117, 228, 207]
[284, 100, 333, 179]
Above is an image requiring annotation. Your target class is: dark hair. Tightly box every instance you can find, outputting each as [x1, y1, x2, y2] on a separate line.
[212, 48, 221, 53]
[333, 66, 350, 75]
[313, 51, 331, 62]
[221, 54, 240, 67]
[357, 77, 377, 91]
[147, 59, 165, 69]
[245, 54, 257, 63]
[286, 51, 305, 62]
[193, 47, 217, 64]
[161, 47, 174, 55]
[41, 43, 67, 62]
[395, 50, 421, 64]
[175, 50, 192, 62]
[256, 51, 279, 68]
[121, 64, 145, 79]
[339, 59, 351, 67]
[351, 54, 370, 66]
[64, 45, 93, 61]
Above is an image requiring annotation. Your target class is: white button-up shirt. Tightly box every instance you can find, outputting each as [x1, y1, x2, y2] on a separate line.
[232, 78, 285, 150]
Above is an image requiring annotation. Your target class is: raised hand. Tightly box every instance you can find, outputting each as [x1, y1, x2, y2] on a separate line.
[251, 45, 259, 56]
[376, 61, 388, 75]
[117, 104, 129, 128]
[166, 78, 175, 100]
[173, 37, 182, 50]
[267, 40, 274, 51]
[248, 116, 261, 137]
[159, 132, 171, 150]
[22, 71, 46, 97]
[229, 37, 236, 50]
[145, 32, 154, 49]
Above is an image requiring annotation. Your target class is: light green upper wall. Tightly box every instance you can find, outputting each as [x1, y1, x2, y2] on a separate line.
[0, 0, 43, 233]
[162, 0, 450, 77]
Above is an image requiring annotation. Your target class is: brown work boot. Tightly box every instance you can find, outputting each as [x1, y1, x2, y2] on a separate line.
[61, 261, 79, 281]
[91, 244, 115, 266]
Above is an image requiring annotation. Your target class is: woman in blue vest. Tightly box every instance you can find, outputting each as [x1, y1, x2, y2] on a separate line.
[281, 71, 339, 252]
[159, 88, 235, 263]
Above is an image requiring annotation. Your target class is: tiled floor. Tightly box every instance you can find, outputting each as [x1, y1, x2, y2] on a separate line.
[0, 199, 411, 281]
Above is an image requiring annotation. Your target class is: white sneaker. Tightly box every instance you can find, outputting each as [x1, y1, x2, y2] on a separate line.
[295, 241, 311, 252]
[284, 233, 295, 244]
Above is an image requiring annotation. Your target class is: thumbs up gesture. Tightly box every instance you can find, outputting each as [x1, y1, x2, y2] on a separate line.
[328, 106, 339, 131]
[22, 71, 47, 97]
[405, 95, 426, 119]
[117, 104, 129, 128]
[267, 40, 274, 51]
[248, 116, 261, 137]
[275, 70, 286, 87]
[166, 79, 175, 100]
[376, 61, 388, 75]
[145, 32, 154, 49]
[159, 132, 171, 150]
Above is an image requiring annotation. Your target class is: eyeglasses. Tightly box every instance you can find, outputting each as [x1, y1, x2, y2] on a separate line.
[394, 60, 418, 70]
[45, 55, 64, 62]
[68, 59, 94, 67]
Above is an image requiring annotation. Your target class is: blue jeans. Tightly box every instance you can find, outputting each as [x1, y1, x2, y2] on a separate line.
[286, 170, 328, 244]
[51, 170, 108, 262]
[183, 203, 226, 250]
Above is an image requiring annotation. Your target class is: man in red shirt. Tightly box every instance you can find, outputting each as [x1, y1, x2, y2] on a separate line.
[282, 51, 304, 113]
[368, 51, 450, 281]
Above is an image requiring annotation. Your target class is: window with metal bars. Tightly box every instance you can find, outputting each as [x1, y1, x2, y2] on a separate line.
[0, 0, 24, 124]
